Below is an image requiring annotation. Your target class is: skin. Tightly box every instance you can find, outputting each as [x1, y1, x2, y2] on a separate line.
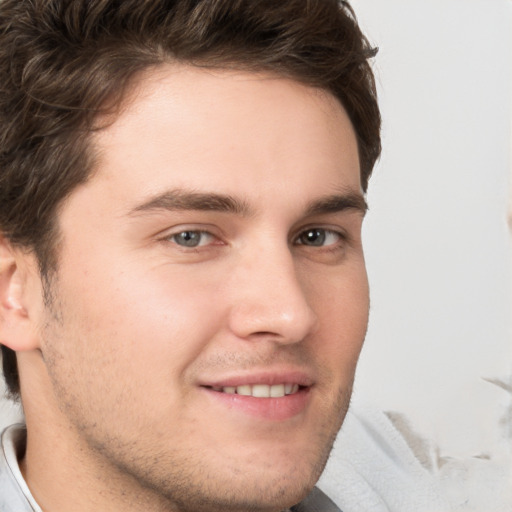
[0, 65, 369, 512]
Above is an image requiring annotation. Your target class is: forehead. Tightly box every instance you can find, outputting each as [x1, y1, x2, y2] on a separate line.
[84, 64, 361, 214]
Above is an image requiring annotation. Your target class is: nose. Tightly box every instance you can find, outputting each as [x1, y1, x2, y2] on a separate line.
[227, 247, 318, 344]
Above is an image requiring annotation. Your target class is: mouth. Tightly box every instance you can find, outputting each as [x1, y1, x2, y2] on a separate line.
[204, 383, 302, 398]
[198, 371, 314, 420]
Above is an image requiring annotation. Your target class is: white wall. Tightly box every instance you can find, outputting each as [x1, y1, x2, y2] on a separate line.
[351, 0, 512, 460]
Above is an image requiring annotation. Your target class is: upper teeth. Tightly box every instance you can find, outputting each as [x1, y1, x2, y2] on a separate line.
[212, 384, 299, 397]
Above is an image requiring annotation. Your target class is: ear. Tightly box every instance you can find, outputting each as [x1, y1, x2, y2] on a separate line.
[0, 236, 42, 351]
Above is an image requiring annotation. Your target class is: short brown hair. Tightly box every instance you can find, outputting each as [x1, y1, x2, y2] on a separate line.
[0, 0, 381, 398]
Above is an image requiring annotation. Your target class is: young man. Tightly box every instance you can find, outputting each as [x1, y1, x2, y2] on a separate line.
[0, 1, 380, 510]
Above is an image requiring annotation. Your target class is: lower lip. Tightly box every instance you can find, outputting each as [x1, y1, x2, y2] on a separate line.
[201, 387, 311, 421]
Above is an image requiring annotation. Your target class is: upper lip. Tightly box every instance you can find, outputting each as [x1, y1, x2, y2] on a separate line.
[198, 368, 315, 388]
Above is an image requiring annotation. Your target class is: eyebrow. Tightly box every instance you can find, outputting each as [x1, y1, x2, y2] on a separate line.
[129, 188, 367, 217]
[129, 189, 252, 216]
[305, 192, 368, 217]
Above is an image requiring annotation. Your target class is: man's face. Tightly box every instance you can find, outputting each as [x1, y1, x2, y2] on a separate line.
[37, 65, 368, 511]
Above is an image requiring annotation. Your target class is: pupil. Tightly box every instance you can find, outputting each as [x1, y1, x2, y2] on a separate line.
[303, 229, 325, 246]
[177, 231, 200, 247]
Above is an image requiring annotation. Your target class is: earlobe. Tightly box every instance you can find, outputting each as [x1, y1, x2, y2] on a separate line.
[0, 236, 41, 351]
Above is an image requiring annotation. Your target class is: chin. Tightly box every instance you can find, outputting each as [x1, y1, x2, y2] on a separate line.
[146, 435, 333, 512]
[165, 474, 317, 512]
[216, 443, 331, 510]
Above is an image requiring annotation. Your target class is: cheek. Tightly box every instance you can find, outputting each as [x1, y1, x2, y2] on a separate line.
[308, 262, 369, 368]
[40, 265, 229, 435]
[46, 258, 228, 391]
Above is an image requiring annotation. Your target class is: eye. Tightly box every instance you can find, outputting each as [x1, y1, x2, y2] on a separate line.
[169, 230, 214, 248]
[296, 228, 342, 247]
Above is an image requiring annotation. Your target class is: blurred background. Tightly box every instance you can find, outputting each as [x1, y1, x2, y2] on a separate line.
[344, 0, 511, 509]
[354, 0, 511, 460]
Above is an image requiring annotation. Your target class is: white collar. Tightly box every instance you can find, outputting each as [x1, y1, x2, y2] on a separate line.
[0, 424, 42, 512]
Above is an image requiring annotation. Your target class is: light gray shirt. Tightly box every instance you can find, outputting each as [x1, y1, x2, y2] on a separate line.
[0, 425, 41, 511]
[0, 424, 341, 512]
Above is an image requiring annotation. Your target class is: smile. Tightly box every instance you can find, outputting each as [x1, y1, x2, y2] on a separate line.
[200, 378, 312, 420]
[208, 383, 301, 398]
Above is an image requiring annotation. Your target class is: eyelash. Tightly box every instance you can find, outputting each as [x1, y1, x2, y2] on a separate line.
[166, 230, 217, 249]
[164, 227, 348, 251]
[294, 227, 347, 250]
